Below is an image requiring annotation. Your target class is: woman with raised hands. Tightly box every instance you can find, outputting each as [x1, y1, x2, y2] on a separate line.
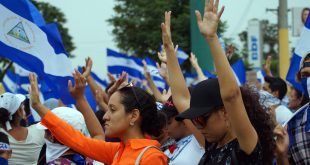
[28, 70, 167, 165]
[161, 0, 275, 164]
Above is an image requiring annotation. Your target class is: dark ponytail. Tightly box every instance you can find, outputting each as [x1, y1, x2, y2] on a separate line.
[0, 108, 10, 128]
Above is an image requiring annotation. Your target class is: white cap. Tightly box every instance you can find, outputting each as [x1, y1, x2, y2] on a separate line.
[0, 93, 26, 130]
[36, 107, 86, 132]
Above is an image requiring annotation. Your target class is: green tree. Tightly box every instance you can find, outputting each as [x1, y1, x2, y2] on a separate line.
[108, 0, 227, 61]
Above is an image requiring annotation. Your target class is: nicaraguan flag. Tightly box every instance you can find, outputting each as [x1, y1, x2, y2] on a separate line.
[286, 15, 310, 93]
[231, 59, 246, 86]
[107, 48, 144, 80]
[107, 48, 167, 91]
[176, 47, 189, 65]
[256, 69, 266, 85]
[0, 0, 74, 104]
[184, 70, 216, 86]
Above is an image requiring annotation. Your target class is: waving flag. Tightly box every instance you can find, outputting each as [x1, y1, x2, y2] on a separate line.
[107, 48, 167, 91]
[0, 0, 74, 103]
[286, 15, 310, 93]
[231, 59, 246, 85]
[256, 69, 266, 85]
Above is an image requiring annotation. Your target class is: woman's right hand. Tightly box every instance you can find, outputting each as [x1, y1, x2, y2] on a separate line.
[274, 124, 289, 157]
[29, 73, 42, 110]
[195, 0, 224, 39]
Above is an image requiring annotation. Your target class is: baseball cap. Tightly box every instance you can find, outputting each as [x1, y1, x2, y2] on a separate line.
[36, 107, 86, 132]
[175, 78, 224, 121]
[0, 93, 26, 117]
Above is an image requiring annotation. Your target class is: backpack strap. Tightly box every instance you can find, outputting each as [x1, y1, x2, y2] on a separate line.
[135, 146, 160, 165]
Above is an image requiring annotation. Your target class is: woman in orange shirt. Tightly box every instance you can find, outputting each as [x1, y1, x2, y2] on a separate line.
[28, 72, 168, 165]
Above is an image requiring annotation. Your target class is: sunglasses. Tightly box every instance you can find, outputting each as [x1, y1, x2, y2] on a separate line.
[123, 83, 142, 110]
[192, 113, 212, 129]
[191, 107, 224, 129]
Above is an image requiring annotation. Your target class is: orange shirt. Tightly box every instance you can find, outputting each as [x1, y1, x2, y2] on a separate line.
[41, 111, 168, 165]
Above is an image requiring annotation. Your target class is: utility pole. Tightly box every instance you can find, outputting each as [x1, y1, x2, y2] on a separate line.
[278, 0, 289, 79]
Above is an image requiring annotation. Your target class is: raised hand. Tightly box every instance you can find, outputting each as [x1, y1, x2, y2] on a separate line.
[195, 0, 224, 38]
[107, 71, 128, 96]
[68, 69, 87, 100]
[190, 53, 199, 68]
[161, 11, 175, 55]
[82, 57, 93, 78]
[263, 55, 273, 77]
[158, 51, 167, 64]
[107, 72, 117, 83]
[156, 62, 169, 82]
[28, 73, 42, 109]
[142, 60, 152, 80]
[273, 124, 289, 157]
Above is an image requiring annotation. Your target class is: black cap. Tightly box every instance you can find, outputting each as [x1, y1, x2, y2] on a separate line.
[175, 78, 224, 121]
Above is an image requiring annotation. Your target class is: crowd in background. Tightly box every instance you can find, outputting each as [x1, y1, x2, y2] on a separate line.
[0, 0, 310, 165]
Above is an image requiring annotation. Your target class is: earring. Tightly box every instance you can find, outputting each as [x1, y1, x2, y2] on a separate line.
[130, 122, 134, 126]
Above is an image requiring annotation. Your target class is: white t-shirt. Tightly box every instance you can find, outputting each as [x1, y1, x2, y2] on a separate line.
[275, 105, 293, 125]
[0, 124, 45, 165]
[164, 135, 205, 165]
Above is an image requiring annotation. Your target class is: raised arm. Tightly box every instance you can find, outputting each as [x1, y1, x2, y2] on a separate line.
[83, 57, 109, 104]
[190, 53, 207, 82]
[263, 55, 273, 77]
[68, 69, 105, 140]
[161, 11, 205, 146]
[196, 0, 258, 154]
[29, 73, 118, 164]
[142, 60, 166, 103]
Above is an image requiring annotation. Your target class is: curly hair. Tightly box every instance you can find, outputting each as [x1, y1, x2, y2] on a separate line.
[240, 85, 276, 164]
[118, 86, 164, 137]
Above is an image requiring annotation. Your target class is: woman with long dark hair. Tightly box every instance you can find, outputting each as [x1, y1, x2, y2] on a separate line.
[161, 0, 275, 164]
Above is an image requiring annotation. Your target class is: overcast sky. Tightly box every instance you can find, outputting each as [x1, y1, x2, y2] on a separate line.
[38, 0, 309, 79]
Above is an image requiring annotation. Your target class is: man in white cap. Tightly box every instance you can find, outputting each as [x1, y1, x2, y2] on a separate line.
[0, 92, 45, 165]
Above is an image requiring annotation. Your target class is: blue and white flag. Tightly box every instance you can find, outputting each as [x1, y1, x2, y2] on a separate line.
[107, 48, 167, 91]
[0, 0, 74, 104]
[231, 59, 246, 86]
[176, 47, 189, 65]
[286, 15, 310, 93]
[256, 69, 266, 85]
[184, 70, 216, 86]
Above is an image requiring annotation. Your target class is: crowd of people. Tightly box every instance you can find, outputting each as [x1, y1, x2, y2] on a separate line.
[0, 0, 310, 164]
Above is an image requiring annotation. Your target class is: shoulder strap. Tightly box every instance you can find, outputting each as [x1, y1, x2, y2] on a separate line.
[135, 146, 160, 165]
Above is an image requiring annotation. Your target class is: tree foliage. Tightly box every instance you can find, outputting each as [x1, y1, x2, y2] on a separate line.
[108, 0, 227, 60]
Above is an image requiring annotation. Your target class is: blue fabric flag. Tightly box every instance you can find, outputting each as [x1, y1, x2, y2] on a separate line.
[0, 0, 74, 104]
[286, 15, 310, 93]
[107, 48, 166, 91]
[231, 59, 246, 85]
